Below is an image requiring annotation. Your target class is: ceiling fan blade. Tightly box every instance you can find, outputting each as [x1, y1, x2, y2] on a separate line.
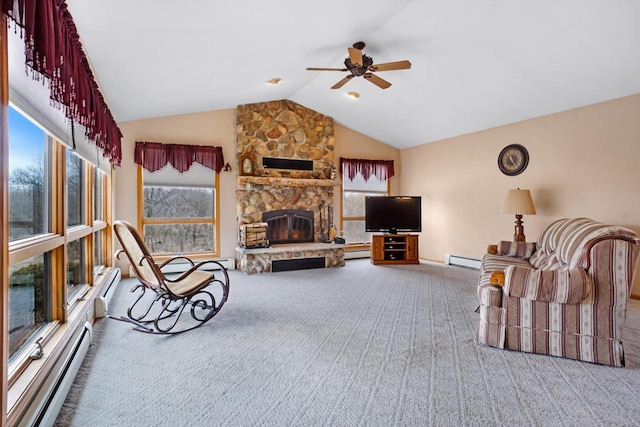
[364, 73, 391, 89]
[348, 47, 363, 67]
[306, 67, 348, 71]
[369, 60, 412, 71]
[331, 75, 354, 89]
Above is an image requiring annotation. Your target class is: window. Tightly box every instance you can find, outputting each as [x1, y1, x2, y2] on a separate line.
[93, 169, 108, 273]
[8, 254, 50, 359]
[341, 173, 388, 244]
[93, 230, 103, 273]
[66, 237, 86, 301]
[67, 149, 84, 227]
[94, 168, 103, 221]
[6, 106, 112, 370]
[7, 107, 53, 361]
[8, 107, 49, 241]
[3, 8, 118, 422]
[141, 163, 219, 256]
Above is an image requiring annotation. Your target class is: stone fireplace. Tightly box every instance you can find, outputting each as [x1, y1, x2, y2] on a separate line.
[234, 100, 345, 273]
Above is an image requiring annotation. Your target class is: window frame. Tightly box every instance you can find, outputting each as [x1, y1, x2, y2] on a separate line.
[6, 138, 114, 416]
[340, 174, 390, 247]
[137, 164, 221, 260]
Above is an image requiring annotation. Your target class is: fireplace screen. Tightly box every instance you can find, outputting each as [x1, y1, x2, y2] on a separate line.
[262, 209, 314, 244]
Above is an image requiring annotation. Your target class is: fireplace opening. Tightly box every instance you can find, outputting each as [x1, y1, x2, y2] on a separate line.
[263, 209, 314, 244]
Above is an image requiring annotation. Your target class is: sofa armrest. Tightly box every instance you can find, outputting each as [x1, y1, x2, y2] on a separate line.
[504, 266, 592, 304]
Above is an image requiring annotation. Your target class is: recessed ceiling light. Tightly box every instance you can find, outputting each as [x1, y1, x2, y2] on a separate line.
[347, 91, 360, 99]
[268, 78, 281, 85]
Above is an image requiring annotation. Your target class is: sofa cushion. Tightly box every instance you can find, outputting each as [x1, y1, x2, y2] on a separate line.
[504, 266, 592, 304]
[528, 218, 590, 268]
[496, 241, 537, 259]
[480, 253, 533, 274]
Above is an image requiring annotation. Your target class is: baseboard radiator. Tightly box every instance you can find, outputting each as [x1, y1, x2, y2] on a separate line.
[94, 267, 122, 318]
[19, 322, 92, 427]
[445, 254, 481, 270]
[344, 249, 371, 260]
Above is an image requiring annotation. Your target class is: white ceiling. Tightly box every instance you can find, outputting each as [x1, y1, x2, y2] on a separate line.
[65, 0, 640, 150]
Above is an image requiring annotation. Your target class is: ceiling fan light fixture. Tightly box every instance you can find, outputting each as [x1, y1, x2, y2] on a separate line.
[267, 77, 281, 85]
[306, 42, 411, 90]
[347, 91, 360, 99]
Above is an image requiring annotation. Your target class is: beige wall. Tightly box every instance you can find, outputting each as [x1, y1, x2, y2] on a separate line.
[400, 94, 640, 294]
[113, 106, 398, 273]
[113, 95, 640, 294]
[334, 124, 401, 195]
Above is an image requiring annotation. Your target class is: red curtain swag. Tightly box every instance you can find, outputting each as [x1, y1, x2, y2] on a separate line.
[340, 157, 395, 182]
[2, 0, 123, 166]
[135, 141, 225, 173]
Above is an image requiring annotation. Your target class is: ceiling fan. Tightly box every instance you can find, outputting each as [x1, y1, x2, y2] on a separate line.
[306, 41, 411, 90]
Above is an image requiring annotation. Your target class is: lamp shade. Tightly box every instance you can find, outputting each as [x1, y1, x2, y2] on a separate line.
[500, 188, 536, 215]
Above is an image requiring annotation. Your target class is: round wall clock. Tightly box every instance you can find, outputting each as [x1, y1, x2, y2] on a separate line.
[498, 144, 529, 176]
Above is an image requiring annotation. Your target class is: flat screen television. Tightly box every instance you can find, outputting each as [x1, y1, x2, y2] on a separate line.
[365, 196, 422, 234]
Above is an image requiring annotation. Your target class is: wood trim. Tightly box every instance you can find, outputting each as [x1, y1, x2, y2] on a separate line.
[1, 17, 10, 427]
[93, 220, 107, 232]
[66, 225, 93, 242]
[8, 235, 65, 265]
[53, 142, 67, 322]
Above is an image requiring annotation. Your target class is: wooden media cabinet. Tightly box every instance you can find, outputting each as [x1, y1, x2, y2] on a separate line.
[370, 234, 419, 265]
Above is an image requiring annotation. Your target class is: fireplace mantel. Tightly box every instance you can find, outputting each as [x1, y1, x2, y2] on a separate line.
[238, 176, 340, 187]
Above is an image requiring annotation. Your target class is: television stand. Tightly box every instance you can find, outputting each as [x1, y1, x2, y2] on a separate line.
[370, 234, 419, 265]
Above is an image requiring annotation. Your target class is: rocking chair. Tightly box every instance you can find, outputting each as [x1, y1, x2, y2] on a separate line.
[112, 220, 230, 334]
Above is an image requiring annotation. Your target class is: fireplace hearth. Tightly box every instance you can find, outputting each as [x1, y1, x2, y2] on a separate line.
[263, 209, 314, 244]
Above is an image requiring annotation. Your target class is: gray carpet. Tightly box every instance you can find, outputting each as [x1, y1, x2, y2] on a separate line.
[55, 259, 640, 426]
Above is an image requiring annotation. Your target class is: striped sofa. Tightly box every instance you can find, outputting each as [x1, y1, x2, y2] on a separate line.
[477, 217, 640, 366]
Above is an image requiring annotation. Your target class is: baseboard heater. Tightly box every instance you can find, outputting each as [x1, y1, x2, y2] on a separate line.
[344, 249, 371, 260]
[445, 254, 481, 270]
[94, 267, 122, 318]
[20, 322, 92, 427]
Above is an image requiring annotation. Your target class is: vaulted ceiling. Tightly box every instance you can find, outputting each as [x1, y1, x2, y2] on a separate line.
[65, 0, 640, 150]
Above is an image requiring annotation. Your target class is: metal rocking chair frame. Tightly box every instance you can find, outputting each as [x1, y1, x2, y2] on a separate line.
[112, 220, 230, 334]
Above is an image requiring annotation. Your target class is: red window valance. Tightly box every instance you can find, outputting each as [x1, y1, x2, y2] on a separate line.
[134, 141, 225, 173]
[340, 157, 395, 182]
[2, 0, 123, 166]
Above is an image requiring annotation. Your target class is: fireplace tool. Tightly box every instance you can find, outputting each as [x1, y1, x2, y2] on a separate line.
[319, 203, 334, 243]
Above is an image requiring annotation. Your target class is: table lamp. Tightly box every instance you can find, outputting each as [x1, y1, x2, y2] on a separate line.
[500, 188, 536, 242]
